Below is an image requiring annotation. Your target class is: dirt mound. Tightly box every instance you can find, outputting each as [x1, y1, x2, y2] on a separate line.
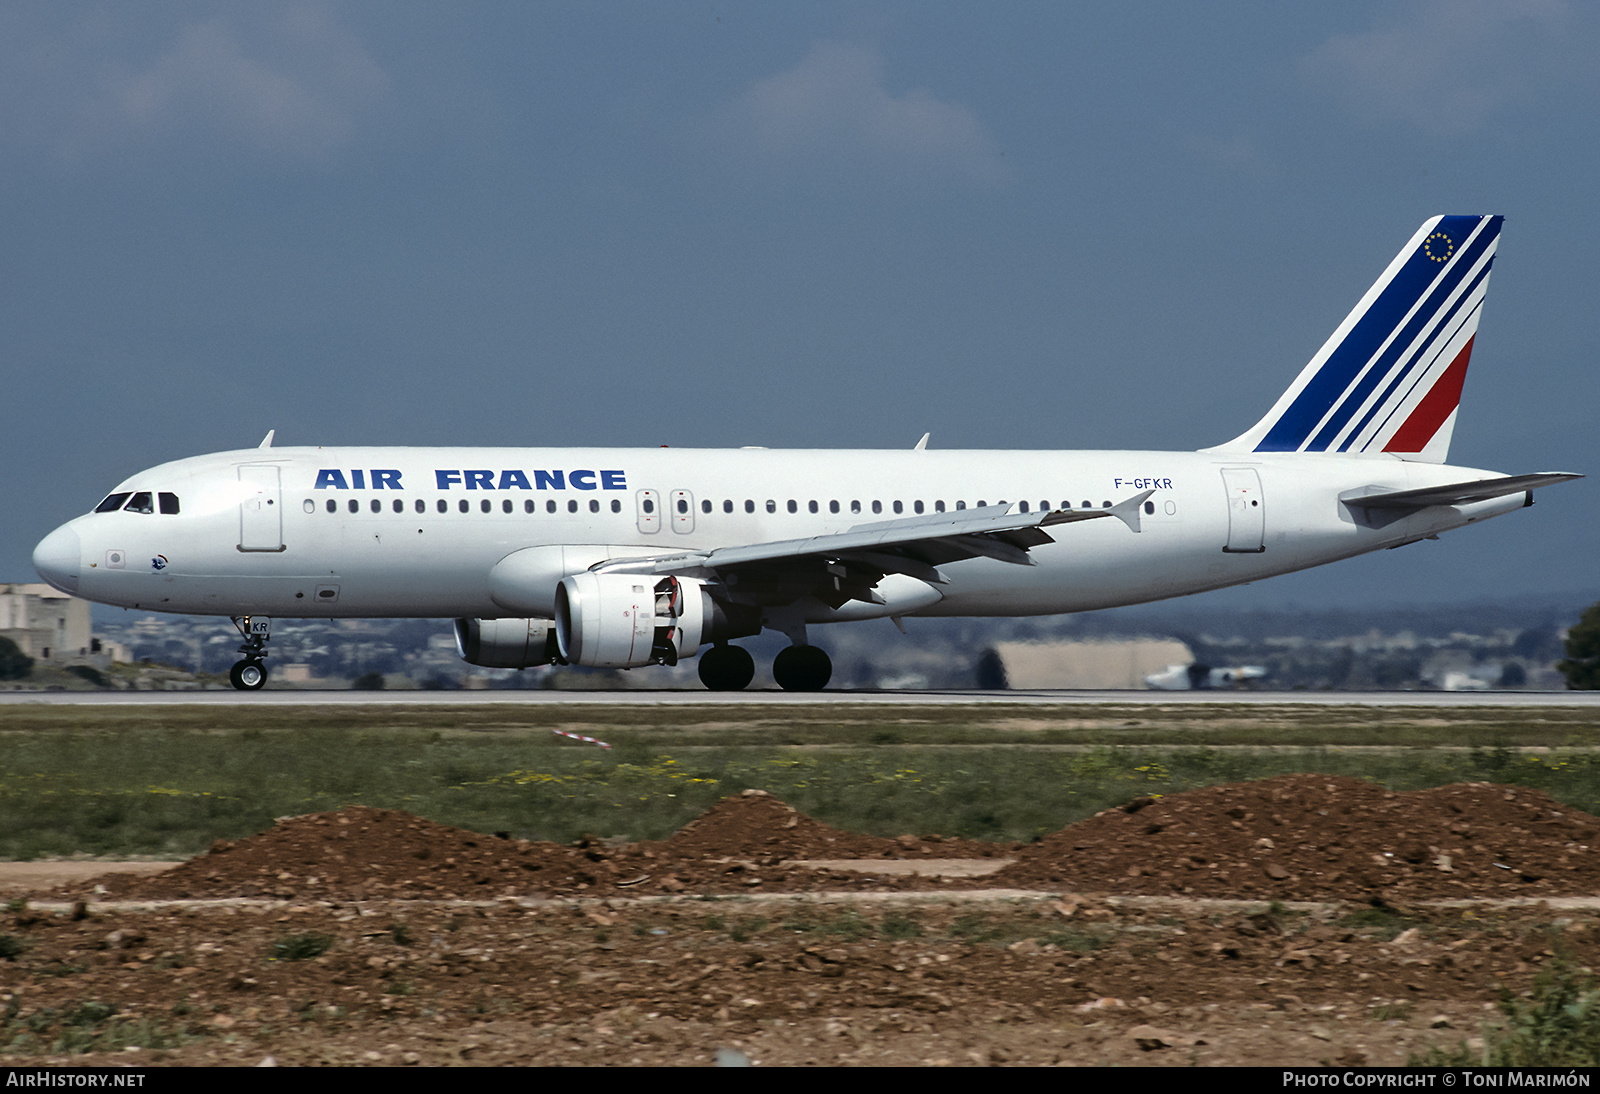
[79, 807, 593, 902]
[56, 776, 1600, 905]
[644, 788, 1003, 861]
[993, 773, 1600, 901]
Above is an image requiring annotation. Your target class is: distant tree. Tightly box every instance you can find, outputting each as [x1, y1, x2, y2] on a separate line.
[65, 665, 108, 688]
[1498, 662, 1527, 689]
[352, 671, 387, 690]
[974, 648, 1009, 690]
[1558, 602, 1600, 690]
[0, 637, 32, 681]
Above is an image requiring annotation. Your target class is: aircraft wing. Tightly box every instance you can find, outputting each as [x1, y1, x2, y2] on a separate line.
[594, 491, 1154, 609]
[1342, 472, 1581, 511]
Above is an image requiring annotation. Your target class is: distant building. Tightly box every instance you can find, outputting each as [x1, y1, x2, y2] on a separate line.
[991, 638, 1195, 689]
[0, 583, 95, 662]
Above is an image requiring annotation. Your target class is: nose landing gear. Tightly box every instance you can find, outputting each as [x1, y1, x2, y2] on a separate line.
[228, 616, 271, 691]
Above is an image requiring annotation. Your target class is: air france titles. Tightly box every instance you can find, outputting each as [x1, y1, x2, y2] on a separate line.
[312, 470, 628, 491]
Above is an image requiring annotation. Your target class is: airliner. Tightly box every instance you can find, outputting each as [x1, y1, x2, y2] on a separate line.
[32, 215, 1579, 691]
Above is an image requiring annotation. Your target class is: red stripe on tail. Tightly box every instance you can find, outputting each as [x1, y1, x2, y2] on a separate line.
[1382, 336, 1474, 454]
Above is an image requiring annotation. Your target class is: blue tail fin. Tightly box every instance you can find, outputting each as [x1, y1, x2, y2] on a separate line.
[1209, 215, 1502, 463]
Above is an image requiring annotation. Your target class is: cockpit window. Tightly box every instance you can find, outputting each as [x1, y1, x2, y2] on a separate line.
[95, 492, 132, 514]
[159, 492, 180, 515]
[123, 492, 154, 514]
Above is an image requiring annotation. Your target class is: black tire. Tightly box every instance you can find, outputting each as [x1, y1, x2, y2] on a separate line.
[230, 660, 268, 691]
[772, 644, 832, 691]
[697, 645, 755, 691]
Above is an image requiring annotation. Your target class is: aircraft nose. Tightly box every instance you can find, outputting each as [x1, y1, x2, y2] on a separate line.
[33, 525, 82, 595]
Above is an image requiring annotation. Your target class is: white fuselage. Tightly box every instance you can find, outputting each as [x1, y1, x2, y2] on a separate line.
[37, 445, 1524, 626]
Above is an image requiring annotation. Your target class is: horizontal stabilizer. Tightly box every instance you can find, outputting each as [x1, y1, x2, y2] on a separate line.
[1342, 472, 1581, 511]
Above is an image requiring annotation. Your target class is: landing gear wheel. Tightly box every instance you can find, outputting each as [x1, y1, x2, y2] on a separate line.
[773, 644, 832, 691]
[229, 660, 268, 691]
[697, 644, 755, 691]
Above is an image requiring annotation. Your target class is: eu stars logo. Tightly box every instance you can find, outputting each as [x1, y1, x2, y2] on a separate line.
[1423, 231, 1454, 263]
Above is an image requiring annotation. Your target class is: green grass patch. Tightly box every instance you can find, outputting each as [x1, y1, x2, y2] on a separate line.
[1, 704, 1600, 857]
[1414, 960, 1600, 1066]
[269, 933, 334, 962]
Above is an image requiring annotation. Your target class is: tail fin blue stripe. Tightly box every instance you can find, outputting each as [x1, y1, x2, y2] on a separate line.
[1255, 215, 1497, 452]
[1337, 259, 1490, 452]
[1307, 221, 1496, 452]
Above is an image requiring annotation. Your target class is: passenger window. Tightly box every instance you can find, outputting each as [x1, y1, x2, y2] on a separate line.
[766, 500, 776, 514]
[159, 492, 180, 515]
[95, 493, 132, 514]
[303, 499, 314, 514]
[1144, 501, 1155, 515]
[871, 501, 881, 514]
[437, 499, 447, 514]
[327, 499, 338, 514]
[568, 500, 578, 513]
[914, 500, 924, 514]
[892, 500, 902, 514]
[935, 501, 945, 512]
[394, 499, 405, 514]
[547, 500, 557, 514]
[1019, 501, 1029, 513]
[850, 500, 861, 514]
[416, 499, 426, 514]
[124, 492, 154, 514]
[723, 500, 733, 514]
[611, 499, 621, 513]
[590, 499, 600, 513]
[349, 499, 360, 514]
[787, 500, 797, 514]
[701, 499, 712, 514]
[809, 500, 818, 514]
[745, 500, 755, 514]
[458, 499, 469, 513]
[1040, 500, 1050, 512]
[977, 500, 987, 508]
[829, 501, 839, 514]
[677, 499, 688, 514]
[371, 499, 382, 513]
[1081, 500, 1092, 510]
[525, 499, 535, 513]
[503, 499, 513, 514]
[481, 499, 491, 513]
[955, 501, 966, 510]
[643, 498, 655, 514]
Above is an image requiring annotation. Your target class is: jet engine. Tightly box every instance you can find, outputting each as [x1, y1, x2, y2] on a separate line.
[554, 573, 712, 668]
[454, 617, 559, 669]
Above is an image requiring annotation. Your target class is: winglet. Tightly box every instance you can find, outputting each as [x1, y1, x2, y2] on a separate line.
[913, 433, 930, 451]
[258, 430, 275, 449]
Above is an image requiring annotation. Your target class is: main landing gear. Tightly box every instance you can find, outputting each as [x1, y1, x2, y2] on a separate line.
[696, 642, 833, 691]
[772, 644, 832, 691]
[697, 643, 754, 691]
[228, 616, 271, 691]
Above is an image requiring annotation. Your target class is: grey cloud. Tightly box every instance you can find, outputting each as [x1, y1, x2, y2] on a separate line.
[16, 4, 388, 166]
[1300, 0, 1580, 135]
[723, 40, 1008, 186]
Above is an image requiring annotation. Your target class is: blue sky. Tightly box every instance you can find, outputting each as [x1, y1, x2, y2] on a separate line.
[4, 1, 1595, 610]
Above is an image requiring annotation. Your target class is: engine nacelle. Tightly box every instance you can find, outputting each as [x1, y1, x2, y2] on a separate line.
[454, 617, 559, 669]
[554, 573, 710, 668]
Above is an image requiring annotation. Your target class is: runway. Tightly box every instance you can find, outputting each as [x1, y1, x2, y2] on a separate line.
[3, 688, 1599, 708]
